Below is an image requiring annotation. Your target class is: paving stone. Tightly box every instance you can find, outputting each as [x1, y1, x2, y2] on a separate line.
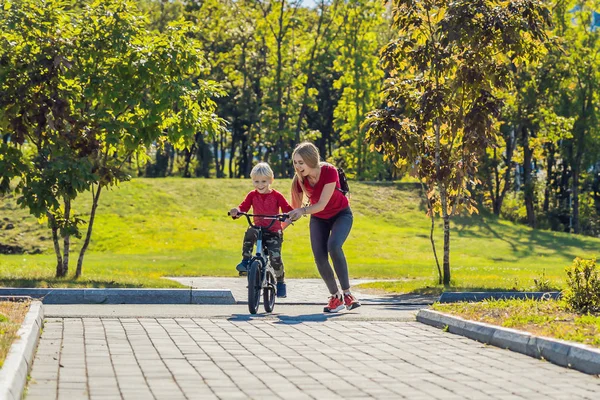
[25, 312, 600, 400]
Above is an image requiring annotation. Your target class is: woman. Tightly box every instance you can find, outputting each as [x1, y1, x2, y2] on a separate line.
[287, 142, 360, 313]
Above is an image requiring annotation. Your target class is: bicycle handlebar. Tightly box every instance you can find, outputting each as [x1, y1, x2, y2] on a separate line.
[227, 211, 290, 230]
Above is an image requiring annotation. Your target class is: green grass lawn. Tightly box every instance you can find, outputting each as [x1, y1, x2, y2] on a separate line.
[1, 178, 598, 292]
[0, 301, 29, 368]
[433, 299, 600, 348]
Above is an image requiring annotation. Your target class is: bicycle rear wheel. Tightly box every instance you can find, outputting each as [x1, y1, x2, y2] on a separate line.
[247, 260, 262, 314]
[263, 270, 276, 313]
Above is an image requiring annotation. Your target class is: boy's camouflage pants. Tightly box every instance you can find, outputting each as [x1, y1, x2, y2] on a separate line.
[242, 228, 285, 281]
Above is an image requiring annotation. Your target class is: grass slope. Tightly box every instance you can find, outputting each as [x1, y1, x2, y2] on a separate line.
[0, 178, 598, 291]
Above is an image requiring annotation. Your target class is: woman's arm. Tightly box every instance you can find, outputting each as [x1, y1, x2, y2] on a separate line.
[288, 182, 336, 220]
[290, 178, 303, 209]
[304, 182, 335, 214]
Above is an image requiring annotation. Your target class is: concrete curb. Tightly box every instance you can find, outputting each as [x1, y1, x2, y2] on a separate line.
[417, 309, 600, 375]
[0, 300, 44, 400]
[0, 288, 235, 305]
[439, 291, 561, 303]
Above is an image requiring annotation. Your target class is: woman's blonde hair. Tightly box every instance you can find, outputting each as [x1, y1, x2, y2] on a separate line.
[250, 162, 274, 180]
[291, 142, 322, 206]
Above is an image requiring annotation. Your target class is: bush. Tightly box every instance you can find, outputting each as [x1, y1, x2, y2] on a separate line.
[533, 269, 553, 292]
[563, 258, 600, 314]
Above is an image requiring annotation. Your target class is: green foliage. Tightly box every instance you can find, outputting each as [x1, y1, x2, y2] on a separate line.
[564, 257, 600, 314]
[0, 0, 225, 276]
[533, 268, 553, 292]
[433, 298, 600, 348]
[364, 0, 551, 284]
[330, 0, 387, 180]
[366, 0, 551, 217]
[136, 0, 396, 179]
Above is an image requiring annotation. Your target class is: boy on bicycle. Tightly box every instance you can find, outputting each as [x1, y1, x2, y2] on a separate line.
[229, 162, 293, 297]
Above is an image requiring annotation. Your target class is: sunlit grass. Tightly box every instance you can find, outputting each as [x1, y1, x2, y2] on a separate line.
[1, 178, 598, 291]
[0, 301, 29, 368]
[433, 299, 600, 348]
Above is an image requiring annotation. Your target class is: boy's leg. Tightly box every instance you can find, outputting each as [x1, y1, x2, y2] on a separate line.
[265, 231, 284, 280]
[265, 231, 286, 297]
[237, 228, 258, 273]
[242, 227, 258, 258]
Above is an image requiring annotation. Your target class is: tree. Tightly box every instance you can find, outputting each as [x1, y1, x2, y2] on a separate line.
[365, 0, 550, 285]
[330, 0, 388, 180]
[552, 1, 600, 233]
[0, 0, 224, 277]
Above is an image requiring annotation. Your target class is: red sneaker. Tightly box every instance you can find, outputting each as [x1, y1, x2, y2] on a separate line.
[323, 295, 345, 313]
[344, 293, 361, 310]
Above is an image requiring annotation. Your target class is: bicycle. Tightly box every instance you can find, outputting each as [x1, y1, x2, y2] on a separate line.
[228, 211, 290, 314]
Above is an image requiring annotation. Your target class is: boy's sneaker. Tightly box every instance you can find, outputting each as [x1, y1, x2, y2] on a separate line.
[236, 259, 250, 274]
[323, 295, 345, 313]
[276, 282, 287, 298]
[344, 293, 361, 310]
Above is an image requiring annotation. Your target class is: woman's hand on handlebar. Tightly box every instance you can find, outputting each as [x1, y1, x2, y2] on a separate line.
[229, 208, 240, 218]
[288, 208, 304, 222]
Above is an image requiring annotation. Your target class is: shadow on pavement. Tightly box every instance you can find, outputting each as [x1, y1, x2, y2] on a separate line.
[227, 312, 346, 324]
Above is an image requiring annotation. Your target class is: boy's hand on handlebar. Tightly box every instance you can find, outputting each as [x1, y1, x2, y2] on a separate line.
[229, 208, 239, 218]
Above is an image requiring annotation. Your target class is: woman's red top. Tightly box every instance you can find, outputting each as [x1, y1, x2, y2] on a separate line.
[294, 164, 349, 219]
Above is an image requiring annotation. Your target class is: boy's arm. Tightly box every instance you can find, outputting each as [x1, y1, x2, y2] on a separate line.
[237, 191, 254, 213]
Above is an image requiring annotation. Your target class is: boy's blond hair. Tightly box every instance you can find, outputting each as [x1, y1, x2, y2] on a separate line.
[250, 162, 274, 179]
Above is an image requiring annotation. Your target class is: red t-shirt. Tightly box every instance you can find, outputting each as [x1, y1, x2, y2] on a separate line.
[238, 189, 293, 232]
[294, 164, 349, 219]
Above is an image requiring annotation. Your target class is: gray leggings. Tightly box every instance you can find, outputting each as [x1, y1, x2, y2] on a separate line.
[309, 207, 353, 295]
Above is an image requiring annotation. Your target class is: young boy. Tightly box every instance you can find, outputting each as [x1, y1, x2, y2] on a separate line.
[229, 162, 293, 297]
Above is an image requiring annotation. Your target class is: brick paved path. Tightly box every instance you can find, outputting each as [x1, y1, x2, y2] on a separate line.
[27, 309, 600, 400]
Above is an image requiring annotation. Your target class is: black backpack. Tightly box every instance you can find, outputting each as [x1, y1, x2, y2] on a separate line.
[337, 167, 350, 196]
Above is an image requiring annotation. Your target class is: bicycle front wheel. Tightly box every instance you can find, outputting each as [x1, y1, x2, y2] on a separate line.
[263, 269, 276, 313]
[247, 260, 262, 314]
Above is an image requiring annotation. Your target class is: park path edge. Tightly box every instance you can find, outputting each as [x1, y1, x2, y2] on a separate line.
[417, 308, 600, 375]
[0, 300, 44, 400]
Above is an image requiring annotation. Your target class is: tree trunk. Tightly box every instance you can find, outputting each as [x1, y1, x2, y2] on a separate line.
[572, 167, 580, 234]
[48, 212, 64, 278]
[441, 191, 451, 287]
[167, 143, 175, 176]
[493, 128, 516, 215]
[421, 183, 442, 284]
[230, 137, 237, 179]
[489, 148, 500, 215]
[434, 118, 450, 286]
[431, 212, 442, 284]
[182, 135, 198, 178]
[61, 199, 71, 276]
[212, 134, 221, 178]
[279, 135, 285, 178]
[219, 132, 226, 178]
[76, 185, 102, 278]
[543, 142, 555, 213]
[522, 126, 536, 228]
[593, 165, 600, 216]
[196, 134, 211, 178]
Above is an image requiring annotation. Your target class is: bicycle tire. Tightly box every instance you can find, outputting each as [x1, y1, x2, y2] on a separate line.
[263, 269, 276, 313]
[247, 260, 262, 314]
